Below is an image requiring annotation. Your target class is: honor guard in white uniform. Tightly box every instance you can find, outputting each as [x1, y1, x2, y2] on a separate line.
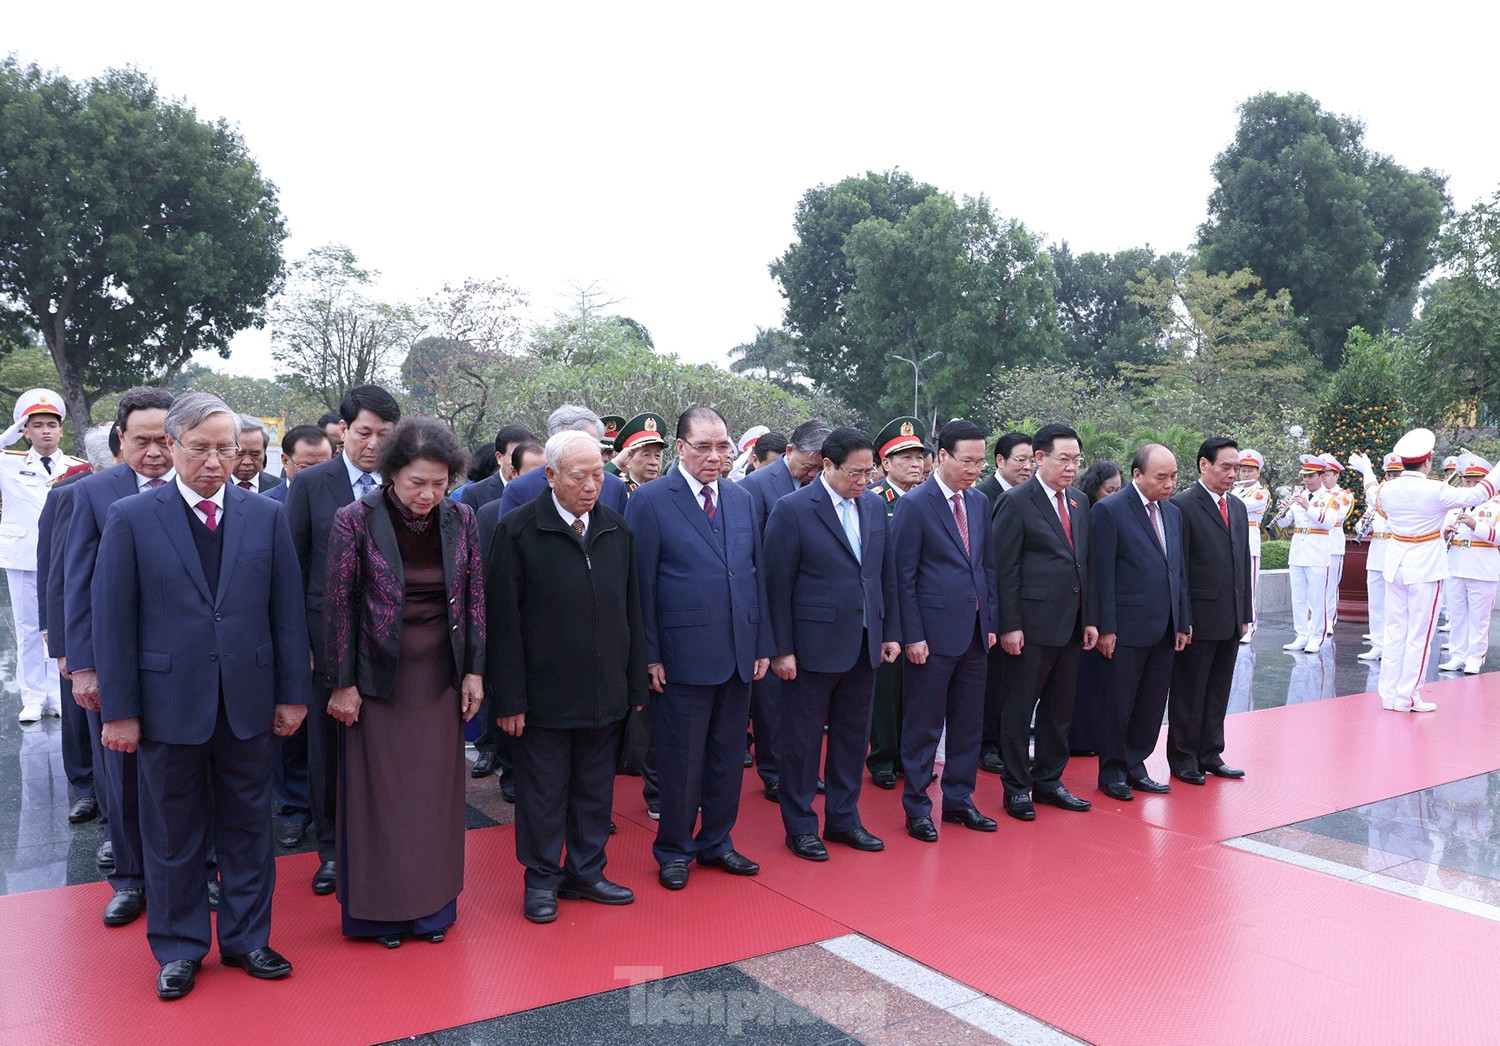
[1439, 456, 1500, 675]
[1275, 455, 1333, 653]
[0, 389, 85, 722]
[1357, 454, 1403, 662]
[1318, 453, 1354, 634]
[1439, 454, 1462, 634]
[1231, 449, 1269, 643]
[1350, 431, 1500, 712]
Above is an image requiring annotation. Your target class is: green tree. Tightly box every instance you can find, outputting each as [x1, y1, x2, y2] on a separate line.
[1052, 243, 1181, 378]
[982, 362, 1130, 437]
[528, 282, 652, 367]
[1312, 327, 1408, 517]
[728, 327, 804, 391]
[1197, 91, 1449, 368]
[169, 362, 325, 426]
[0, 58, 287, 436]
[269, 244, 422, 411]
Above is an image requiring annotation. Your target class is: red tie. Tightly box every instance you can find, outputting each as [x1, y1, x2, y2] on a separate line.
[1219, 494, 1230, 528]
[238, 480, 253, 490]
[1056, 491, 1073, 547]
[951, 493, 970, 556]
[701, 486, 716, 521]
[198, 500, 218, 532]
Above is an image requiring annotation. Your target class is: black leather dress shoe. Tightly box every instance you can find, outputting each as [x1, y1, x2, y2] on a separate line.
[763, 781, 781, 803]
[658, 861, 689, 890]
[743, 750, 754, 768]
[559, 878, 636, 904]
[156, 959, 199, 1001]
[1034, 786, 1092, 812]
[500, 779, 517, 803]
[68, 797, 99, 824]
[700, 850, 760, 875]
[277, 820, 308, 848]
[1203, 763, 1246, 779]
[1100, 781, 1134, 801]
[941, 807, 998, 832]
[1004, 794, 1036, 821]
[376, 933, 403, 948]
[905, 816, 939, 842]
[523, 888, 558, 923]
[824, 827, 884, 851]
[311, 860, 337, 895]
[816, 778, 826, 795]
[1174, 769, 1207, 786]
[1128, 775, 1171, 794]
[103, 888, 146, 926]
[978, 750, 1005, 775]
[786, 834, 829, 861]
[222, 946, 292, 979]
[418, 929, 446, 943]
[96, 839, 114, 871]
[470, 751, 497, 778]
[870, 769, 897, 790]
[207, 879, 221, 912]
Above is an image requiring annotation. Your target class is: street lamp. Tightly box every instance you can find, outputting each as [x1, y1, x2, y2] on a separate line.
[891, 351, 942, 419]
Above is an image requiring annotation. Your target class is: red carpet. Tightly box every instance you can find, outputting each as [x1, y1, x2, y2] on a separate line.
[6, 673, 1500, 1044]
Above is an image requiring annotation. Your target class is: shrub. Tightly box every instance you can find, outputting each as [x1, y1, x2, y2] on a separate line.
[1259, 539, 1290, 570]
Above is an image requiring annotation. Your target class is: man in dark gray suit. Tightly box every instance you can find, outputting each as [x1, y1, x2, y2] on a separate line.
[975, 431, 1033, 508]
[229, 416, 284, 494]
[285, 384, 400, 893]
[459, 423, 535, 514]
[992, 424, 1098, 822]
[1168, 438, 1252, 784]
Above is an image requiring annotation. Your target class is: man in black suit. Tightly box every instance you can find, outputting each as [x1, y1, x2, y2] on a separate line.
[229, 416, 284, 494]
[460, 423, 535, 514]
[1168, 438, 1251, 784]
[1091, 443, 1192, 801]
[975, 432, 1033, 508]
[285, 384, 401, 893]
[992, 424, 1098, 821]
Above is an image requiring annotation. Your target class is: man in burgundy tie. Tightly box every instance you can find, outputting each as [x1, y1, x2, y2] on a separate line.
[93, 391, 311, 1000]
[230, 415, 284, 495]
[1090, 443, 1192, 802]
[890, 420, 999, 841]
[1167, 439, 1252, 784]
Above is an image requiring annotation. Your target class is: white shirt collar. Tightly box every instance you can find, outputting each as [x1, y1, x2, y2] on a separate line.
[933, 472, 960, 503]
[1035, 473, 1065, 501]
[343, 453, 381, 490]
[551, 492, 589, 532]
[176, 476, 224, 512]
[1134, 480, 1156, 508]
[135, 468, 175, 491]
[1199, 479, 1226, 502]
[678, 462, 718, 501]
[820, 473, 855, 510]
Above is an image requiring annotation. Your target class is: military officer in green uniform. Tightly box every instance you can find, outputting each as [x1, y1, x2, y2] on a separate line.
[865, 417, 928, 789]
[612, 413, 668, 496]
[600, 415, 626, 472]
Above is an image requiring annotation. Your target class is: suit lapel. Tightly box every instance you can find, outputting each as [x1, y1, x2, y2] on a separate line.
[1027, 479, 1072, 550]
[812, 483, 858, 562]
[111, 464, 141, 501]
[214, 486, 247, 608]
[153, 487, 213, 605]
[365, 493, 406, 589]
[927, 480, 968, 558]
[1127, 489, 1167, 561]
[668, 470, 726, 564]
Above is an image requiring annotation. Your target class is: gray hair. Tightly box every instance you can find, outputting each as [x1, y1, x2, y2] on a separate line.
[236, 413, 269, 443]
[163, 392, 241, 440]
[789, 418, 832, 454]
[545, 429, 599, 471]
[546, 403, 603, 439]
[83, 422, 115, 470]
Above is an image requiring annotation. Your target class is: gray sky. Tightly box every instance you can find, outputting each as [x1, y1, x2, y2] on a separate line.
[10, 3, 1499, 378]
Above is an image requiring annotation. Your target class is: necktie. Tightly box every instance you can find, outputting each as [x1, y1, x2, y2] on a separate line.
[356, 473, 375, 498]
[1056, 491, 1073, 547]
[840, 499, 861, 563]
[702, 486, 716, 520]
[238, 480, 254, 490]
[146, 478, 167, 490]
[40, 455, 52, 474]
[1219, 494, 1230, 528]
[1147, 500, 1165, 551]
[571, 518, 585, 538]
[951, 492, 970, 556]
[198, 500, 218, 532]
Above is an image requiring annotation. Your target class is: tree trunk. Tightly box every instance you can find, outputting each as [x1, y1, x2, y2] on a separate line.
[44, 324, 93, 455]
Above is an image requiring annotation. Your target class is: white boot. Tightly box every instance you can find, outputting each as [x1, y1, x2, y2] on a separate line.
[1303, 636, 1323, 653]
[1410, 695, 1438, 712]
[1464, 658, 1483, 675]
[1283, 636, 1308, 651]
[1240, 629, 1255, 645]
[1439, 657, 1465, 672]
[1357, 647, 1382, 661]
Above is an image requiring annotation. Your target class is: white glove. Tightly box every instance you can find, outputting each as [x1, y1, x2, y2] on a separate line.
[1347, 453, 1375, 486]
[0, 420, 24, 448]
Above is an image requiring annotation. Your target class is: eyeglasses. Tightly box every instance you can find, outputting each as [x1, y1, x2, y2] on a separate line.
[180, 444, 241, 461]
[684, 441, 735, 456]
[952, 457, 986, 470]
[1047, 454, 1083, 468]
[835, 467, 878, 482]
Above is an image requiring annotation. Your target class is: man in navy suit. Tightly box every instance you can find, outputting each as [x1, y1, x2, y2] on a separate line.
[285, 384, 401, 893]
[497, 405, 628, 519]
[459, 423, 534, 513]
[94, 392, 312, 1000]
[1091, 443, 1192, 801]
[626, 406, 772, 890]
[891, 419, 999, 841]
[763, 428, 899, 861]
[740, 417, 829, 800]
[65, 387, 177, 927]
[262, 424, 334, 507]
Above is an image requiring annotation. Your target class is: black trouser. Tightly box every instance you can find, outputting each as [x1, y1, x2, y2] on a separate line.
[865, 659, 904, 775]
[515, 721, 623, 892]
[998, 635, 1081, 798]
[97, 728, 145, 890]
[778, 656, 875, 837]
[979, 643, 1006, 759]
[900, 624, 986, 820]
[619, 705, 658, 805]
[748, 674, 780, 786]
[272, 725, 310, 828]
[1167, 635, 1238, 774]
[58, 673, 95, 800]
[474, 693, 516, 782]
[1099, 631, 1175, 787]
[306, 685, 338, 863]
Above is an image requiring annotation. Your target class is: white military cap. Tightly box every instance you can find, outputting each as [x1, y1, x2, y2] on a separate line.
[1393, 428, 1436, 467]
[1238, 448, 1264, 469]
[13, 388, 66, 424]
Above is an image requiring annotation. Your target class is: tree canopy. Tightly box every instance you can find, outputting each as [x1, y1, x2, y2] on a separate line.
[0, 58, 287, 432]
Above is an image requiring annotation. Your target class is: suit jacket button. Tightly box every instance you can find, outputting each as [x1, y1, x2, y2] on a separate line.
[209, 652, 218, 661]
[728, 571, 734, 577]
[214, 613, 223, 621]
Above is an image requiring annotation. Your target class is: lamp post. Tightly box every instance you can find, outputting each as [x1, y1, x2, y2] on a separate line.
[892, 351, 942, 419]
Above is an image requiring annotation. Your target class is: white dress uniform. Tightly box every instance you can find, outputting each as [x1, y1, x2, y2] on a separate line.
[1353, 433, 1500, 712]
[1357, 457, 1400, 662]
[1276, 456, 1333, 652]
[1231, 448, 1269, 643]
[0, 389, 84, 721]
[1318, 455, 1354, 634]
[1439, 461, 1500, 675]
